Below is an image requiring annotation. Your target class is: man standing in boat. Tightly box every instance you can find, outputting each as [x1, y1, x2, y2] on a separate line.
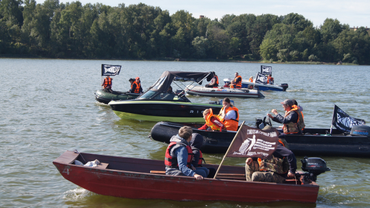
[267, 99, 305, 135]
[102, 75, 113, 92]
[267, 74, 274, 85]
[230, 72, 242, 88]
[218, 98, 239, 131]
[164, 126, 204, 180]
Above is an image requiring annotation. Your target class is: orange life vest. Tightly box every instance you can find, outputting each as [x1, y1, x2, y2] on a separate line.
[131, 81, 141, 93]
[248, 77, 253, 82]
[231, 75, 242, 88]
[103, 77, 112, 88]
[164, 142, 193, 168]
[214, 75, 219, 85]
[205, 108, 224, 132]
[219, 106, 239, 131]
[283, 105, 303, 134]
[267, 76, 274, 84]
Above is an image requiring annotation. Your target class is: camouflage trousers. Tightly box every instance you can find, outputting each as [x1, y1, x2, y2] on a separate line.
[245, 161, 285, 183]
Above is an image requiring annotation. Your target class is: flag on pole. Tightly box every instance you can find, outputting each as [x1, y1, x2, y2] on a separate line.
[332, 105, 366, 132]
[101, 64, 121, 76]
[255, 72, 268, 84]
[226, 125, 279, 159]
[261, 65, 272, 76]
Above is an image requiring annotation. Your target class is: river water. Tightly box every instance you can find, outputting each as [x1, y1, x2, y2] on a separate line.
[1, 58, 369, 207]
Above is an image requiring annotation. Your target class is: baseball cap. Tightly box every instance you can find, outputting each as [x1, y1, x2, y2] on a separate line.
[281, 99, 293, 107]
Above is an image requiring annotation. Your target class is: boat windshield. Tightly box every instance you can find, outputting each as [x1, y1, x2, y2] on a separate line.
[138, 90, 190, 102]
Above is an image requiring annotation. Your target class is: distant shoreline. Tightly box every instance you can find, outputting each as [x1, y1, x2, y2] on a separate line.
[0, 55, 361, 65]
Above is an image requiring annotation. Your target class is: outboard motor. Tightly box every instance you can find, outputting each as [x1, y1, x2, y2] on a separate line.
[280, 83, 289, 91]
[350, 125, 370, 138]
[298, 157, 330, 183]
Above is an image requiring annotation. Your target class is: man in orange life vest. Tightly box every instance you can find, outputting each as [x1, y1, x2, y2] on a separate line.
[128, 77, 143, 94]
[230, 72, 242, 88]
[218, 98, 239, 131]
[198, 108, 226, 132]
[205, 73, 219, 88]
[102, 76, 113, 92]
[267, 99, 305, 135]
[267, 74, 274, 85]
[164, 126, 204, 180]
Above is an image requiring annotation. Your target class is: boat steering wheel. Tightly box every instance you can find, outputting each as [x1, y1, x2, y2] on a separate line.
[263, 116, 272, 128]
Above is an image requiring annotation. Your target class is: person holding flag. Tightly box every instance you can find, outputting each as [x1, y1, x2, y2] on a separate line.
[245, 141, 297, 183]
[214, 124, 297, 183]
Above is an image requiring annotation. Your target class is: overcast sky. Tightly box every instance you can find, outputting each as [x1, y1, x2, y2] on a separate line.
[39, 0, 369, 28]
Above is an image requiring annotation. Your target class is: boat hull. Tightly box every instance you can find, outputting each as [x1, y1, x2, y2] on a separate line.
[109, 100, 221, 123]
[185, 86, 264, 98]
[150, 122, 370, 157]
[95, 89, 140, 104]
[53, 150, 319, 203]
[223, 78, 288, 91]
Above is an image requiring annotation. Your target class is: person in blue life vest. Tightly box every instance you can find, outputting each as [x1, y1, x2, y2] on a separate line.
[164, 126, 204, 180]
[190, 133, 216, 178]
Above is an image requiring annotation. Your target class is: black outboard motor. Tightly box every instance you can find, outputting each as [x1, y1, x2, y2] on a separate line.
[280, 83, 289, 91]
[350, 125, 370, 138]
[298, 157, 330, 183]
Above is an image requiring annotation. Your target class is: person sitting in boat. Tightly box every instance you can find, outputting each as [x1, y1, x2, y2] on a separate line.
[190, 133, 216, 178]
[102, 75, 113, 92]
[291, 99, 305, 131]
[198, 108, 226, 132]
[164, 126, 204, 180]
[267, 74, 274, 85]
[248, 76, 253, 82]
[218, 97, 239, 131]
[128, 78, 143, 94]
[245, 140, 297, 183]
[230, 72, 242, 89]
[267, 99, 305, 135]
[205, 73, 219, 88]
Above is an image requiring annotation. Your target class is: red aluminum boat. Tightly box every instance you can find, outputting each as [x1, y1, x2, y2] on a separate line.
[53, 150, 322, 203]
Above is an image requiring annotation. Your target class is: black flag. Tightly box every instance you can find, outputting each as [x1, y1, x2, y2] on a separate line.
[101, 64, 121, 76]
[255, 72, 267, 84]
[332, 105, 366, 132]
[261, 65, 272, 76]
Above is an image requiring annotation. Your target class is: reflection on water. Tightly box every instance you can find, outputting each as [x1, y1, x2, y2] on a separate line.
[1, 58, 370, 207]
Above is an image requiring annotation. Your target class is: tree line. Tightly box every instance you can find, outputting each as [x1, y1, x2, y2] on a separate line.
[1, 0, 370, 64]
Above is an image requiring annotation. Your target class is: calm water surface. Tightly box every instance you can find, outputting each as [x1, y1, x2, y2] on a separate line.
[1, 58, 370, 207]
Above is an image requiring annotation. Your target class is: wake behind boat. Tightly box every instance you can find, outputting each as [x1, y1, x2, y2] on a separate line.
[185, 85, 264, 98]
[53, 150, 328, 203]
[109, 71, 222, 123]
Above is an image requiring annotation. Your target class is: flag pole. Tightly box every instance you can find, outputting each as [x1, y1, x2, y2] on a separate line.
[329, 105, 336, 134]
[213, 121, 245, 179]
